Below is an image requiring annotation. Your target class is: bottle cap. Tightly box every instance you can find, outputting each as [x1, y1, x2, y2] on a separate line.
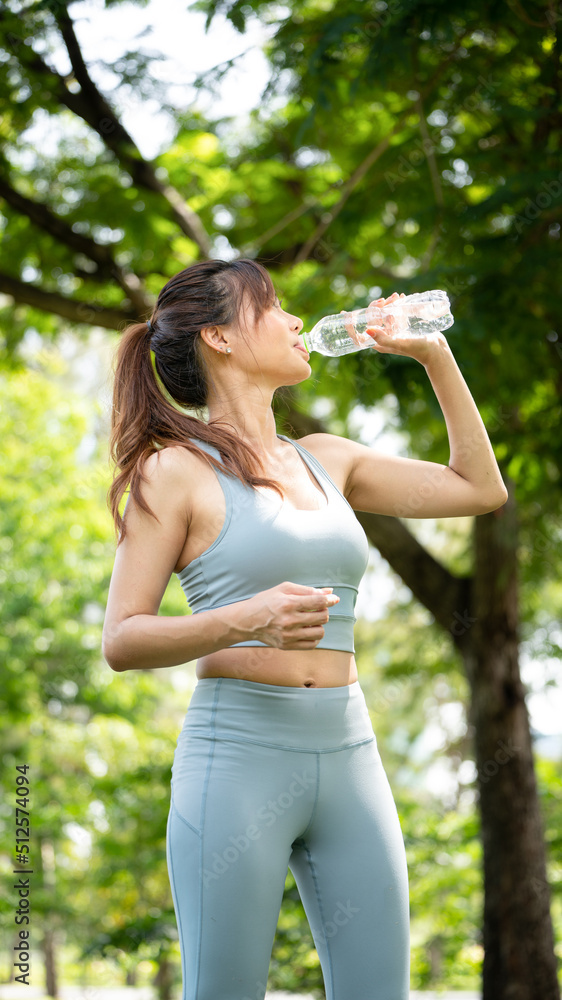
[302, 331, 309, 351]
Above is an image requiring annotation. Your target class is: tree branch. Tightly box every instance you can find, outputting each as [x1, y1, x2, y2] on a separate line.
[505, 0, 554, 27]
[240, 168, 377, 258]
[414, 92, 444, 209]
[55, 7, 211, 254]
[0, 175, 151, 314]
[292, 43, 465, 264]
[293, 125, 404, 265]
[355, 509, 471, 639]
[0, 272, 135, 330]
[240, 197, 321, 256]
[2, 13, 211, 256]
[413, 81, 444, 272]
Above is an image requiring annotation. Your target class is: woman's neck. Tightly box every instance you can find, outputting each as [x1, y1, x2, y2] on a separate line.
[207, 391, 280, 454]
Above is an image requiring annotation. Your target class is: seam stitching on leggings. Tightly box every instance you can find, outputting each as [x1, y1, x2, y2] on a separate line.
[195, 677, 221, 997]
[290, 752, 320, 844]
[171, 800, 201, 837]
[299, 752, 320, 841]
[183, 734, 375, 753]
[166, 810, 188, 995]
[303, 837, 335, 999]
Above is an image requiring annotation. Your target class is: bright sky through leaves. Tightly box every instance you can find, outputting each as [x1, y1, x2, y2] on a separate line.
[61, 0, 274, 157]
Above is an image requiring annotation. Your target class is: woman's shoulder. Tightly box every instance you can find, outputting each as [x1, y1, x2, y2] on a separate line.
[141, 442, 214, 488]
[294, 432, 356, 490]
[295, 432, 353, 462]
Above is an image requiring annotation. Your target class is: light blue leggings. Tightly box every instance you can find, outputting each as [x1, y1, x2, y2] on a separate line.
[166, 677, 410, 1000]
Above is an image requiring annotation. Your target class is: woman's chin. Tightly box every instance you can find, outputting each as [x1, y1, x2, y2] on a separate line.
[280, 366, 311, 388]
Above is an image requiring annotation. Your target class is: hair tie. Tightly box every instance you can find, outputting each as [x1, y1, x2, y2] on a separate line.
[146, 318, 153, 333]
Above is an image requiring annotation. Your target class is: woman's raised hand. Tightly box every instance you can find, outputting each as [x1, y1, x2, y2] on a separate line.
[366, 291, 446, 365]
[240, 582, 340, 650]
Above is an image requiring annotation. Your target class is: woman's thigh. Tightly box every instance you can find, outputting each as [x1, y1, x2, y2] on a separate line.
[167, 735, 318, 1000]
[289, 739, 410, 1000]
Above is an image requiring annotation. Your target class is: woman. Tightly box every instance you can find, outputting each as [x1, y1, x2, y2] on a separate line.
[102, 258, 507, 1000]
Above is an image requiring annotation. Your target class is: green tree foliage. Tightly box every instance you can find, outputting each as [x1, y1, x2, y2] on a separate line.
[1, 0, 561, 995]
[0, 362, 187, 992]
[0, 364, 112, 725]
[0, 362, 560, 993]
[198, 0, 562, 518]
[1, 0, 560, 615]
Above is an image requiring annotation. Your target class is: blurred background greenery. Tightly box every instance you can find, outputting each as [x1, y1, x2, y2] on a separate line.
[0, 0, 561, 997]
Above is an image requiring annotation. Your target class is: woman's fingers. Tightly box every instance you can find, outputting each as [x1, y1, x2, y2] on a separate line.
[250, 582, 342, 649]
[277, 582, 339, 607]
[295, 594, 340, 611]
[369, 291, 407, 307]
[368, 292, 398, 310]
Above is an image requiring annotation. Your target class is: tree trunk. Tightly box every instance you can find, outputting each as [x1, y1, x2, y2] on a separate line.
[42, 927, 58, 999]
[280, 400, 559, 995]
[154, 952, 173, 1000]
[39, 839, 59, 998]
[464, 489, 559, 1000]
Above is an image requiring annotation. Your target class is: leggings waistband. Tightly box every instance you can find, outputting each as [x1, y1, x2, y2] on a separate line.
[180, 677, 375, 751]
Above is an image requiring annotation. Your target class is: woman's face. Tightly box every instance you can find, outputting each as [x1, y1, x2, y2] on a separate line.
[233, 290, 310, 387]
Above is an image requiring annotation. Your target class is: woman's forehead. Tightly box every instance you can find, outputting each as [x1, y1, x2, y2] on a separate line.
[236, 279, 275, 322]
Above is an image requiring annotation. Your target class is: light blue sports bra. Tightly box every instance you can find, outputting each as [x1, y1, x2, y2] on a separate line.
[176, 435, 370, 653]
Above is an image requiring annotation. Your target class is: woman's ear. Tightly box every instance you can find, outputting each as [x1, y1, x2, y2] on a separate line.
[199, 324, 230, 353]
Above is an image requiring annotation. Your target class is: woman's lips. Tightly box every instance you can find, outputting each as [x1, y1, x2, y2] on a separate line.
[294, 344, 310, 357]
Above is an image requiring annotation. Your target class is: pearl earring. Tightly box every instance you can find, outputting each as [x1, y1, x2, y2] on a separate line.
[226, 347, 231, 354]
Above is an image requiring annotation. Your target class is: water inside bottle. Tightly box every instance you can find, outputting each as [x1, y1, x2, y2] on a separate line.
[403, 299, 454, 334]
[318, 315, 376, 355]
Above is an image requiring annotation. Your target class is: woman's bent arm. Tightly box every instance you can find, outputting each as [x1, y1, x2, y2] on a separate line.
[301, 334, 508, 519]
[419, 337, 507, 507]
[103, 603, 248, 672]
[103, 583, 338, 671]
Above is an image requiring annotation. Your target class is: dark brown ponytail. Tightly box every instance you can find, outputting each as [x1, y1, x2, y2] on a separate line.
[108, 259, 284, 539]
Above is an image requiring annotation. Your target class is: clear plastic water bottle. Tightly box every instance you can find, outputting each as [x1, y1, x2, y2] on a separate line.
[302, 290, 454, 357]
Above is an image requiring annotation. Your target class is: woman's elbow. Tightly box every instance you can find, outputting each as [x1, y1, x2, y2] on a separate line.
[477, 484, 509, 514]
[102, 625, 129, 672]
[497, 484, 509, 507]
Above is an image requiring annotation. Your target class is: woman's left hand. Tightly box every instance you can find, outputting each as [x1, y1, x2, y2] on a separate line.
[365, 291, 448, 366]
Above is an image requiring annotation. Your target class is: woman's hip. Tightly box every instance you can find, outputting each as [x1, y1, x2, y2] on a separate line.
[175, 674, 376, 752]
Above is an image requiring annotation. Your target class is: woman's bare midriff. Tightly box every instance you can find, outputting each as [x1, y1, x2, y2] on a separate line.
[196, 647, 358, 688]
